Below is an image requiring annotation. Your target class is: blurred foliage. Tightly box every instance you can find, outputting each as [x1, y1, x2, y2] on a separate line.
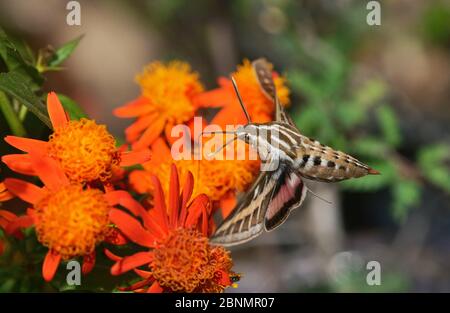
[0, 228, 51, 292]
[420, 1, 450, 47]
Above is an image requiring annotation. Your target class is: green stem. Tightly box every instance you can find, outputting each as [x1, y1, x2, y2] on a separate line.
[0, 91, 26, 136]
[18, 104, 28, 121]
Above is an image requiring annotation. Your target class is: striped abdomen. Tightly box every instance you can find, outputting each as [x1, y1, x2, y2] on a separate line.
[293, 136, 379, 182]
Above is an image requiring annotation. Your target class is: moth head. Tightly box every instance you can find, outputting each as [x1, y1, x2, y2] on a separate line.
[236, 124, 258, 146]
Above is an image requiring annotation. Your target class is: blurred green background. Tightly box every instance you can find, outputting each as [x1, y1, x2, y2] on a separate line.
[0, 0, 450, 292]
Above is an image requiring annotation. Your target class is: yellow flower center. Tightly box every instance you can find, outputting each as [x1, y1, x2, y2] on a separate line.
[35, 185, 111, 259]
[234, 59, 290, 120]
[136, 61, 204, 125]
[151, 228, 235, 293]
[48, 118, 120, 183]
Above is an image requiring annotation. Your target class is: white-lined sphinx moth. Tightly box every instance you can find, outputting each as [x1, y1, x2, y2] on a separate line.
[210, 58, 379, 246]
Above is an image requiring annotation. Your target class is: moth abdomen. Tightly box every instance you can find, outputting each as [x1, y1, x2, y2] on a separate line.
[295, 138, 379, 182]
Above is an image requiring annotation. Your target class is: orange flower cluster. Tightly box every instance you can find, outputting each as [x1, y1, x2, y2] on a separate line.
[116, 59, 290, 218]
[0, 58, 290, 292]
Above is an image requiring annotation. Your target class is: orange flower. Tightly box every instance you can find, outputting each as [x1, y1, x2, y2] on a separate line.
[0, 180, 13, 202]
[129, 137, 260, 218]
[114, 61, 206, 150]
[0, 176, 14, 256]
[194, 59, 290, 126]
[2, 92, 150, 185]
[106, 164, 239, 293]
[3, 152, 127, 281]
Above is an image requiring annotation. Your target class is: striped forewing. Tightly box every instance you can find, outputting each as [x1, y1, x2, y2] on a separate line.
[211, 167, 306, 246]
[252, 58, 295, 126]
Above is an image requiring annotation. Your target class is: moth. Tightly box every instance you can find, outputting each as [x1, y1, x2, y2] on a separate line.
[210, 58, 379, 246]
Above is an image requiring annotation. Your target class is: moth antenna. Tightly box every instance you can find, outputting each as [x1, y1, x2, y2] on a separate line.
[206, 136, 237, 159]
[306, 186, 333, 205]
[231, 76, 251, 124]
[196, 130, 237, 143]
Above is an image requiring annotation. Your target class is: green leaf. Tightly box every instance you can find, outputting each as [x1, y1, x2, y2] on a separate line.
[418, 144, 450, 193]
[293, 105, 328, 137]
[6, 35, 35, 65]
[0, 29, 10, 61]
[376, 104, 401, 147]
[0, 91, 26, 136]
[392, 180, 421, 221]
[351, 137, 388, 158]
[0, 29, 43, 89]
[0, 72, 51, 128]
[56, 93, 87, 120]
[353, 79, 387, 109]
[48, 35, 83, 68]
[335, 102, 365, 129]
[4, 48, 44, 89]
[288, 71, 323, 102]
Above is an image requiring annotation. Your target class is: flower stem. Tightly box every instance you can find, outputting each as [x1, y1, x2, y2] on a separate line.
[0, 91, 27, 136]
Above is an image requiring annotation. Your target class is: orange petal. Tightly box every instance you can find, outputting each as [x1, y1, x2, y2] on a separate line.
[119, 149, 151, 167]
[104, 248, 122, 262]
[114, 97, 154, 118]
[219, 191, 237, 219]
[151, 175, 169, 232]
[42, 250, 61, 282]
[169, 164, 180, 227]
[105, 191, 146, 216]
[5, 215, 34, 235]
[2, 154, 35, 176]
[179, 171, 194, 226]
[134, 269, 153, 279]
[147, 281, 163, 293]
[193, 81, 234, 109]
[185, 194, 209, 228]
[0, 210, 17, 222]
[109, 209, 156, 248]
[108, 191, 165, 239]
[47, 92, 68, 129]
[132, 116, 166, 150]
[118, 278, 154, 291]
[82, 252, 96, 274]
[28, 152, 69, 191]
[104, 190, 164, 238]
[111, 251, 153, 275]
[125, 114, 156, 143]
[150, 137, 171, 165]
[4, 136, 48, 153]
[128, 170, 152, 194]
[4, 178, 45, 204]
[0, 210, 17, 229]
[211, 103, 248, 128]
[0, 184, 13, 202]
